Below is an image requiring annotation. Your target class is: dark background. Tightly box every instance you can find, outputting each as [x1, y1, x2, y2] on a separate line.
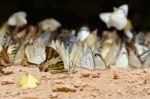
[0, 0, 150, 31]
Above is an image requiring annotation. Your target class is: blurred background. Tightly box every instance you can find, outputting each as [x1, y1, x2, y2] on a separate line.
[0, 0, 150, 31]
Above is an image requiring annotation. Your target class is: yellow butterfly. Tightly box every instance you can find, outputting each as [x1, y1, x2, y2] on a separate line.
[19, 73, 39, 89]
[100, 39, 112, 59]
[83, 29, 98, 47]
[105, 43, 117, 66]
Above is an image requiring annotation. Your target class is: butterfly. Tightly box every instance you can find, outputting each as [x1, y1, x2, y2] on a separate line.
[115, 44, 129, 69]
[80, 47, 95, 70]
[83, 29, 98, 48]
[69, 42, 83, 71]
[99, 4, 128, 30]
[0, 47, 11, 64]
[100, 39, 112, 59]
[0, 24, 10, 52]
[105, 43, 117, 66]
[143, 51, 150, 68]
[40, 31, 52, 46]
[25, 44, 46, 65]
[39, 47, 66, 74]
[8, 11, 27, 27]
[80, 47, 106, 70]
[38, 18, 61, 32]
[124, 20, 134, 42]
[134, 32, 148, 56]
[49, 40, 70, 71]
[19, 73, 39, 89]
[7, 43, 19, 63]
[128, 46, 142, 68]
[77, 26, 90, 42]
[0, 47, 11, 73]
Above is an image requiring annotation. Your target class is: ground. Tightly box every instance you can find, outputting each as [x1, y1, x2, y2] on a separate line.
[1, 66, 150, 99]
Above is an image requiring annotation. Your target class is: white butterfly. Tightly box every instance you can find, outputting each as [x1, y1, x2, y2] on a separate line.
[80, 47, 106, 70]
[128, 48, 150, 68]
[115, 44, 129, 69]
[143, 52, 150, 68]
[99, 4, 128, 30]
[94, 50, 106, 70]
[8, 11, 27, 27]
[77, 26, 90, 42]
[128, 48, 142, 68]
[25, 44, 46, 65]
[135, 32, 148, 56]
[139, 50, 150, 63]
[80, 47, 95, 70]
[38, 18, 61, 32]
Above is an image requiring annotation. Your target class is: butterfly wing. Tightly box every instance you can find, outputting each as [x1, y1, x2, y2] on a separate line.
[41, 32, 52, 46]
[25, 45, 46, 64]
[0, 47, 10, 64]
[8, 11, 27, 26]
[110, 13, 127, 30]
[128, 49, 142, 68]
[118, 4, 128, 16]
[8, 17, 16, 26]
[143, 52, 150, 68]
[19, 73, 39, 89]
[115, 45, 129, 69]
[80, 47, 95, 70]
[7, 43, 19, 63]
[94, 52, 106, 70]
[105, 43, 116, 66]
[99, 13, 111, 28]
[50, 40, 70, 70]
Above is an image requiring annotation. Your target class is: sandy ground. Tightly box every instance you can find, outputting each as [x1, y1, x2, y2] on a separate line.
[1, 66, 150, 99]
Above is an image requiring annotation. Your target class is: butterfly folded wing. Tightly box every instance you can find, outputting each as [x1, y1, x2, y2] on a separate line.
[99, 13, 111, 28]
[128, 49, 142, 68]
[39, 47, 66, 74]
[80, 47, 95, 70]
[115, 45, 129, 69]
[25, 45, 46, 65]
[94, 53, 106, 70]
[105, 43, 116, 66]
[143, 53, 150, 68]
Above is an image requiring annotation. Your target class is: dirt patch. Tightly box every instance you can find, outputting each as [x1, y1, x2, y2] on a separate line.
[1, 66, 150, 99]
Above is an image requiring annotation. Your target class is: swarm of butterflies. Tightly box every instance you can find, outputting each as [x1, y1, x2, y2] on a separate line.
[1, 4, 150, 75]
